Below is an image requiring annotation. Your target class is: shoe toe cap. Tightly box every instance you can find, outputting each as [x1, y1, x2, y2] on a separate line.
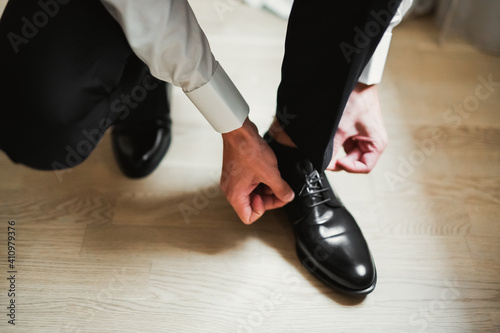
[299, 234, 377, 294]
[341, 261, 376, 291]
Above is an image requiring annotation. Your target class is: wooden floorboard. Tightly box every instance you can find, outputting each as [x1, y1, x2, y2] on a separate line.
[0, 2, 499, 332]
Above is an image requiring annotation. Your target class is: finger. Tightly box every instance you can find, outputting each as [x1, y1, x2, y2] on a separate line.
[343, 137, 359, 154]
[328, 136, 357, 171]
[257, 183, 291, 206]
[249, 193, 265, 223]
[359, 151, 381, 171]
[333, 136, 384, 172]
[252, 183, 292, 212]
[233, 195, 253, 224]
[354, 138, 384, 171]
[329, 149, 358, 170]
[256, 183, 274, 196]
[336, 158, 370, 173]
[260, 194, 289, 210]
[329, 145, 362, 171]
[336, 149, 383, 173]
[226, 184, 257, 225]
[248, 187, 290, 224]
[335, 148, 371, 173]
[262, 171, 295, 203]
[332, 132, 347, 159]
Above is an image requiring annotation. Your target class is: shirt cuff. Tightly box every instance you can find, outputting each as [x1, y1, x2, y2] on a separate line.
[358, 32, 393, 85]
[185, 64, 249, 133]
[358, 0, 414, 85]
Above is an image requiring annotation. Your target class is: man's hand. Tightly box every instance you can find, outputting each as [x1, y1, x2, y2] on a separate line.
[221, 118, 295, 224]
[327, 83, 388, 173]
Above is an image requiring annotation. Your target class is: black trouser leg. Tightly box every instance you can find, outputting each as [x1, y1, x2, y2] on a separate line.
[0, 0, 167, 171]
[276, 0, 402, 171]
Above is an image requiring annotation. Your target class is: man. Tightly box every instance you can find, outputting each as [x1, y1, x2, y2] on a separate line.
[0, 0, 411, 295]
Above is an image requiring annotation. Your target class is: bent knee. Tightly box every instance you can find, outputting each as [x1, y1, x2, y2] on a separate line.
[0, 119, 108, 172]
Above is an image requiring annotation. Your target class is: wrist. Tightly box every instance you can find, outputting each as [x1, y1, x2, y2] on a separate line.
[222, 117, 256, 143]
[355, 82, 376, 93]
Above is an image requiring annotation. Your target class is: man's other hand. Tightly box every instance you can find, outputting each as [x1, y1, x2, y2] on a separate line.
[328, 83, 388, 173]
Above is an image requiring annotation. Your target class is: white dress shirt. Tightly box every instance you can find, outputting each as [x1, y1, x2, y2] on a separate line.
[359, 0, 413, 85]
[100, 0, 412, 133]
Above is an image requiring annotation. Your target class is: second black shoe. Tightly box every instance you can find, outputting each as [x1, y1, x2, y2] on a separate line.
[266, 134, 377, 296]
[112, 84, 172, 179]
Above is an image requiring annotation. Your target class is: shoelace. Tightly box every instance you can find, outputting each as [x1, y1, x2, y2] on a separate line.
[298, 170, 331, 208]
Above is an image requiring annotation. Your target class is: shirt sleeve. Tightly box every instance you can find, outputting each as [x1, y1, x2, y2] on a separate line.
[100, 0, 249, 133]
[358, 0, 413, 85]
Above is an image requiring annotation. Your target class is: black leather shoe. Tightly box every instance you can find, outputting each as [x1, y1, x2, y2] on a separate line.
[267, 135, 376, 296]
[111, 88, 172, 179]
[112, 118, 171, 178]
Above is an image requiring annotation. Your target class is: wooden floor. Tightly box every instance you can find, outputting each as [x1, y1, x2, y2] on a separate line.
[1, 2, 500, 332]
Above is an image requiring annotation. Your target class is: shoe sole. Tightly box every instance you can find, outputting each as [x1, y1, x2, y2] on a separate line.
[296, 243, 377, 296]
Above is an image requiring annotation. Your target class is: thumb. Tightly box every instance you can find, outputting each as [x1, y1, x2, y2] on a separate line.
[328, 131, 349, 170]
[332, 133, 347, 160]
[265, 172, 295, 203]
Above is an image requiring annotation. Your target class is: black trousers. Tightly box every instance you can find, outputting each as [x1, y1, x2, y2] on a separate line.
[0, 0, 400, 172]
[277, 0, 402, 170]
[0, 0, 168, 170]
